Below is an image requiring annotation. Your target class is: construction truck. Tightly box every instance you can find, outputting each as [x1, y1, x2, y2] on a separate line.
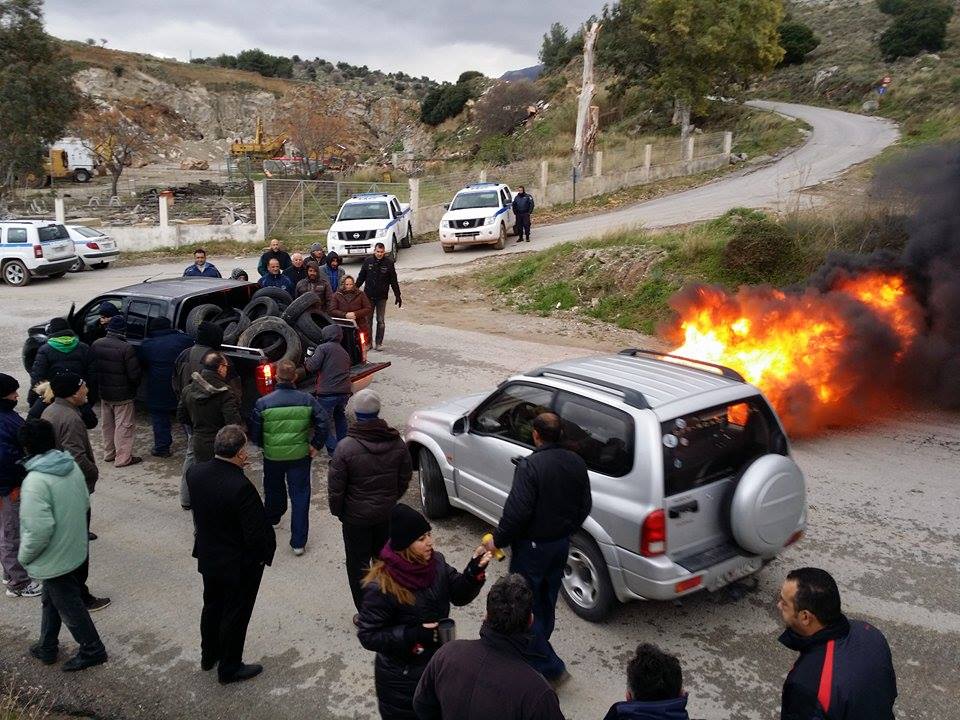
[230, 118, 287, 159]
[29, 138, 101, 186]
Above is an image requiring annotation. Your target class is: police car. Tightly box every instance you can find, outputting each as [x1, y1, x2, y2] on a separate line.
[439, 182, 515, 253]
[326, 193, 413, 262]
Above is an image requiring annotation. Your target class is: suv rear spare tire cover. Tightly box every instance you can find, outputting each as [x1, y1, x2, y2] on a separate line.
[730, 454, 805, 556]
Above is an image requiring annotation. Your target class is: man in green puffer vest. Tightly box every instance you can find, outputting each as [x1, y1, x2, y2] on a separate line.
[249, 360, 328, 556]
[17, 419, 107, 672]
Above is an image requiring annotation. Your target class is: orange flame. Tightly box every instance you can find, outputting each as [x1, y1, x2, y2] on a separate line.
[668, 272, 923, 433]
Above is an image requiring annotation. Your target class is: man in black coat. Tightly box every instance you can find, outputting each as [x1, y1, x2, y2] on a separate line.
[356, 242, 401, 351]
[257, 238, 292, 277]
[484, 412, 591, 681]
[778, 567, 897, 720]
[91, 316, 142, 467]
[187, 425, 275, 684]
[511, 185, 535, 243]
[138, 317, 194, 458]
[413, 573, 564, 720]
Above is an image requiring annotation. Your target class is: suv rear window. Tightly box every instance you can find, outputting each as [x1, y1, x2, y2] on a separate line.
[38, 225, 69, 241]
[661, 397, 787, 496]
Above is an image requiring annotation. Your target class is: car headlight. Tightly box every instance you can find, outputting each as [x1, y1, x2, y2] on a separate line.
[327, 230, 337, 241]
[441, 220, 450, 229]
[375, 227, 388, 238]
[484, 215, 498, 226]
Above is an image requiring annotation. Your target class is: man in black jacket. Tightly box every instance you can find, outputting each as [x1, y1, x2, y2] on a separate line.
[92, 316, 142, 467]
[257, 238, 291, 277]
[138, 317, 194, 458]
[304, 324, 352, 455]
[778, 567, 896, 720]
[328, 389, 412, 615]
[356, 242, 401, 351]
[30, 317, 98, 407]
[484, 412, 591, 681]
[187, 425, 275, 684]
[511, 186, 535, 243]
[413, 573, 564, 720]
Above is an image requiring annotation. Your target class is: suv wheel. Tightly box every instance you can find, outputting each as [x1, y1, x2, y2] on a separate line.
[389, 238, 398, 263]
[73, 168, 92, 183]
[418, 448, 451, 519]
[2, 260, 30, 287]
[401, 227, 412, 249]
[493, 224, 506, 250]
[69, 257, 85, 273]
[561, 531, 615, 622]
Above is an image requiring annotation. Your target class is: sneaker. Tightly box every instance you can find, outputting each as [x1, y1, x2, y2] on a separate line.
[181, 504, 191, 511]
[292, 547, 304, 556]
[85, 597, 111, 612]
[116, 456, 143, 467]
[1, 576, 9, 585]
[373, 345, 382, 351]
[6, 581, 42, 598]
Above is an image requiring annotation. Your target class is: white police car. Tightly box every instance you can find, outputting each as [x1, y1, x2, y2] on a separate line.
[326, 193, 413, 262]
[439, 182, 515, 253]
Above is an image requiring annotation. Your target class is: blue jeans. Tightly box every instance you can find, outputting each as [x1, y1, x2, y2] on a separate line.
[316, 394, 350, 455]
[509, 537, 570, 679]
[149, 409, 173, 453]
[263, 457, 312, 549]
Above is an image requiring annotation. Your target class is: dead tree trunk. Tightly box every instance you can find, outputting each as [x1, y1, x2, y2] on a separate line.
[673, 97, 692, 157]
[573, 22, 602, 179]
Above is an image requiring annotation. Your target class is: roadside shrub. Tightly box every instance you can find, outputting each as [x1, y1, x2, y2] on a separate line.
[778, 20, 820, 65]
[457, 70, 484, 84]
[420, 83, 472, 126]
[112, 64, 124, 77]
[720, 213, 804, 285]
[878, 0, 954, 60]
[476, 135, 522, 164]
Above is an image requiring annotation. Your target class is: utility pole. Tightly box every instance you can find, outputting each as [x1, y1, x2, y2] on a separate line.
[573, 21, 602, 182]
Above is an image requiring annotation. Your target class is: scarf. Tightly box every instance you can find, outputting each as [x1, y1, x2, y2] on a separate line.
[48, 335, 79, 353]
[0, 398, 16, 413]
[380, 541, 437, 591]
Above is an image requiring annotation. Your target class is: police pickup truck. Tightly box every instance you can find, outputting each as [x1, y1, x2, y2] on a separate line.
[326, 193, 413, 262]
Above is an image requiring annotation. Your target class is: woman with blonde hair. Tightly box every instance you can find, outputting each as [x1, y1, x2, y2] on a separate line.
[357, 503, 491, 719]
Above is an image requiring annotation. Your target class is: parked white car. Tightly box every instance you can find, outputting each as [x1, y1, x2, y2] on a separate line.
[326, 193, 412, 262]
[66, 225, 120, 272]
[439, 182, 515, 253]
[0, 220, 77, 287]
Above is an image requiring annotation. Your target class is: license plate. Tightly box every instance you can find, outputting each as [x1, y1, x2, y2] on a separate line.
[708, 558, 761, 591]
[347, 247, 367, 255]
[101, 242, 115, 250]
[456, 232, 480, 238]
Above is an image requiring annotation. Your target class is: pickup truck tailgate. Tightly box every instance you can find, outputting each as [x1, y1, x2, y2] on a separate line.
[350, 361, 391, 392]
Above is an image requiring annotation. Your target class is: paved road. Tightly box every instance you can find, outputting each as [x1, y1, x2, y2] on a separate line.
[397, 100, 899, 280]
[0, 268, 956, 720]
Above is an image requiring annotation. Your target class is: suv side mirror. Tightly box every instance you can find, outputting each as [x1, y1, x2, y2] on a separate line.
[329, 214, 338, 221]
[443, 203, 450, 210]
[452, 416, 467, 435]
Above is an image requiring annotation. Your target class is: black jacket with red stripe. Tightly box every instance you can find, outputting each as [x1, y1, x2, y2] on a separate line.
[779, 615, 897, 720]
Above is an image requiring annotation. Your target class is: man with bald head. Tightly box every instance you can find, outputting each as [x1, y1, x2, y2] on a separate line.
[483, 412, 592, 682]
[283, 252, 308, 286]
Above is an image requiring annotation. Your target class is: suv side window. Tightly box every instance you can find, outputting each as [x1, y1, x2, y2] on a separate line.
[556, 392, 634, 477]
[471, 383, 555, 447]
[391, 199, 402, 217]
[125, 300, 162, 341]
[503, 188, 513, 204]
[5, 228, 28, 243]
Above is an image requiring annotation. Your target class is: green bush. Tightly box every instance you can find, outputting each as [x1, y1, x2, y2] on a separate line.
[878, 0, 954, 60]
[876, 0, 909, 14]
[719, 213, 804, 286]
[778, 21, 820, 65]
[457, 70, 484, 84]
[419, 83, 472, 126]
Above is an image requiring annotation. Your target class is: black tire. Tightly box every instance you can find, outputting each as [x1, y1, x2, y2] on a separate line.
[237, 316, 303, 364]
[561, 531, 616, 622]
[441, 244, 454, 253]
[73, 168, 92, 183]
[2, 260, 30, 286]
[185, 303, 223, 338]
[68, 257, 85, 273]
[221, 311, 251, 345]
[418, 448, 451, 519]
[49, 272, 67, 279]
[493, 224, 506, 250]
[242, 296, 280, 320]
[401, 227, 412, 249]
[281, 291, 320, 324]
[251, 286, 293, 304]
[388, 239, 398, 263]
[295, 310, 333, 344]
[92, 263, 109, 270]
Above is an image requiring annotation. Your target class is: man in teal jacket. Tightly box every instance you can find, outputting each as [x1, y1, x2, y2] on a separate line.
[17, 418, 107, 671]
[249, 359, 327, 556]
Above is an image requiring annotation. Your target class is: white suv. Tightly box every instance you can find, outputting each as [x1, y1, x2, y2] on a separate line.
[439, 182, 515, 253]
[326, 193, 413, 262]
[0, 220, 78, 286]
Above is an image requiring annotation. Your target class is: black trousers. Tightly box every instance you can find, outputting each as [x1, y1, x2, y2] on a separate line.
[341, 521, 390, 611]
[373, 298, 388, 347]
[39, 566, 106, 659]
[515, 212, 532, 240]
[200, 565, 264, 680]
[76, 508, 94, 604]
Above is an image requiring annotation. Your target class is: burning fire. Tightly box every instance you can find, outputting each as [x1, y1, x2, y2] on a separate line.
[668, 271, 924, 433]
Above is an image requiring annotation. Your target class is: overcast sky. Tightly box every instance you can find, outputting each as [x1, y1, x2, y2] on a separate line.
[44, 1, 602, 82]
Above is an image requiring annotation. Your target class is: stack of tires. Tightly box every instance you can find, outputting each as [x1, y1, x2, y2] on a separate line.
[182, 287, 334, 365]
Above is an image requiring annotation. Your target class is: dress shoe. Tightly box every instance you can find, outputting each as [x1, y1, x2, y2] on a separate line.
[352, 614, 360, 628]
[115, 457, 143, 467]
[201, 656, 218, 671]
[219, 663, 263, 684]
[151, 449, 172, 458]
[62, 651, 108, 672]
[87, 531, 98, 541]
[29, 643, 58, 665]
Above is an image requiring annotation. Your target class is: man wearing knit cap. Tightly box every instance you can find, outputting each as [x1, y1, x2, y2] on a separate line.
[309, 242, 326, 266]
[30, 317, 98, 408]
[88, 302, 119, 343]
[328, 389, 412, 616]
[92, 316, 142, 467]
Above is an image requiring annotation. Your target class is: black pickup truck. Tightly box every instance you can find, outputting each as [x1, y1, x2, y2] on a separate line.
[22, 277, 390, 412]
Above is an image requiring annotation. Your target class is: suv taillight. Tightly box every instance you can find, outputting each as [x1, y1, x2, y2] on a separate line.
[255, 362, 275, 396]
[85, 241, 100, 250]
[33, 245, 43, 259]
[640, 509, 666, 557]
[359, 330, 368, 362]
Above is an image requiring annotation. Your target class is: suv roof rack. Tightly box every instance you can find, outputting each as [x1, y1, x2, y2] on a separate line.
[464, 182, 499, 189]
[525, 367, 651, 409]
[350, 192, 390, 199]
[619, 348, 745, 382]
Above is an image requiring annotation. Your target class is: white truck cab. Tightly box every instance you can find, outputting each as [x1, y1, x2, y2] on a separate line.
[439, 182, 515, 253]
[326, 193, 413, 262]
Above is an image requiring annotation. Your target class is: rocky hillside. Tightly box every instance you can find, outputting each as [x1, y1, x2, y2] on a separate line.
[61, 41, 435, 165]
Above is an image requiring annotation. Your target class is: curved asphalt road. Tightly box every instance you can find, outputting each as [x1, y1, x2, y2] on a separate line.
[400, 100, 899, 279]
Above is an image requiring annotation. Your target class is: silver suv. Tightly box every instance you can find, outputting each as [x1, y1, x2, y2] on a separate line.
[404, 349, 806, 622]
[0, 220, 77, 286]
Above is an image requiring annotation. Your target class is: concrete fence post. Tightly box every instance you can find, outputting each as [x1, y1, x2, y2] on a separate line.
[594, 151, 603, 177]
[644, 144, 653, 171]
[723, 131, 733, 156]
[685, 137, 695, 163]
[54, 197, 65, 224]
[408, 177, 420, 211]
[540, 160, 549, 192]
[479, 169, 487, 183]
[254, 181, 267, 242]
[158, 195, 169, 228]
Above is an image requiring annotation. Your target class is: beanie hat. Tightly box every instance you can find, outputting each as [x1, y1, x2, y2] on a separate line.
[50, 371, 83, 399]
[106, 315, 126, 334]
[196, 321, 223, 349]
[99, 302, 120, 318]
[47, 317, 70, 335]
[389, 503, 431, 552]
[353, 389, 381, 420]
[149, 316, 172, 333]
[310, 242, 324, 253]
[0, 373, 18, 398]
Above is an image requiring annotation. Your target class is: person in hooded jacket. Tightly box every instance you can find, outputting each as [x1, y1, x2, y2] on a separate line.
[91, 316, 142, 468]
[324, 251, 346, 293]
[138, 317, 194, 458]
[358, 504, 491, 720]
[294, 261, 334, 312]
[303, 324, 351, 455]
[328, 390, 411, 614]
[330, 275, 374, 346]
[177, 352, 243, 467]
[30, 317, 98, 407]
[602, 644, 690, 720]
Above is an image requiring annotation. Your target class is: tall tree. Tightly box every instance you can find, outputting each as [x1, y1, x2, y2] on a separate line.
[283, 90, 350, 177]
[75, 104, 162, 197]
[0, 0, 81, 196]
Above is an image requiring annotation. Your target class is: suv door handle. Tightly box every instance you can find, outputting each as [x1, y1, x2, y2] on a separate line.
[668, 500, 699, 519]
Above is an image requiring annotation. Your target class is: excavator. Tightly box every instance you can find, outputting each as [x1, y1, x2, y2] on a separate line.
[230, 118, 287, 159]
